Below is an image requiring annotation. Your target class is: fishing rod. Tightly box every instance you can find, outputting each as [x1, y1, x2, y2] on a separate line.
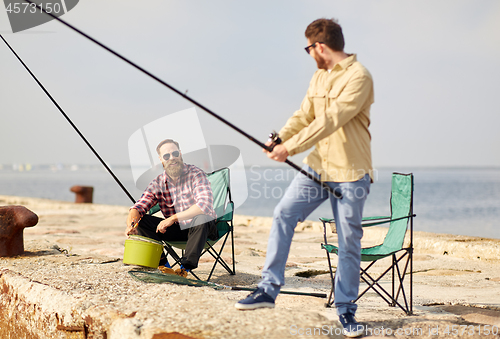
[21, 0, 341, 198]
[0, 34, 136, 204]
[128, 270, 327, 299]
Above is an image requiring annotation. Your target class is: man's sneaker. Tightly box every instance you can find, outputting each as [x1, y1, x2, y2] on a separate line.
[158, 266, 176, 275]
[159, 256, 171, 268]
[234, 288, 275, 310]
[339, 312, 364, 338]
[174, 268, 188, 278]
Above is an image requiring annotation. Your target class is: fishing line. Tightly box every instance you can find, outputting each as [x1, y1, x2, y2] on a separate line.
[0, 34, 136, 204]
[20, 0, 341, 198]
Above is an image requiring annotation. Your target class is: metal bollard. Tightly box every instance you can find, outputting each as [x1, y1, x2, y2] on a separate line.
[70, 185, 94, 203]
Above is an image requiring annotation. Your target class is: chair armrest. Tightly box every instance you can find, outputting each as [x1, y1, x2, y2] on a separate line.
[362, 216, 390, 221]
[362, 215, 414, 227]
[218, 202, 234, 222]
[322, 215, 414, 227]
[320, 215, 390, 224]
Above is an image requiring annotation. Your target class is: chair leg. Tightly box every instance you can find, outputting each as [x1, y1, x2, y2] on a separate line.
[358, 251, 413, 315]
[324, 250, 336, 308]
[358, 269, 394, 306]
[394, 250, 412, 315]
[230, 224, 235, 274]
[194, 231, 235, 282]
[321, 220, 336, 308]
[391, 254, 396, 307]
[356, 261, 378, 300]
[409, 247, 413, 315]
[204, 236, 234, 282]
[162, 242, 182, 268]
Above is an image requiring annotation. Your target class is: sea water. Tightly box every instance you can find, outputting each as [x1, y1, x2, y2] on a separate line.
[0, 165, 498, 239]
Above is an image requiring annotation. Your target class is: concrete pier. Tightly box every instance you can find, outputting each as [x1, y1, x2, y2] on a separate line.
[1, 195, 499, 338]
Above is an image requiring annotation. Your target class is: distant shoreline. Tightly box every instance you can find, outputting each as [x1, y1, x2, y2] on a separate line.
[1, 194, 499, 246]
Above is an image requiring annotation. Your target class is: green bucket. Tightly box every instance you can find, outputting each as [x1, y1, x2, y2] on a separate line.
[123, 235, 163, 268]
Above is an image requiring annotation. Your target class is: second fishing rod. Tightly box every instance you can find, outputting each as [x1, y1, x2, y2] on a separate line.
[22, 0, 341, 199]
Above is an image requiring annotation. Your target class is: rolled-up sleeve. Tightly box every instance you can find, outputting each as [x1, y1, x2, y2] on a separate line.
[191, 171, 214, 217]
[131, 184, 158, 217]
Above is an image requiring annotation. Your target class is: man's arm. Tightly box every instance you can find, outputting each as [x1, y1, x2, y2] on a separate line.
[278, 92, 315, 143]
[156, 204, 203, 233]
[125, 208, 141, 236]
[262, 76, 317, 162]
[124, 185, 158, 236]
[190, 170, 215, 216]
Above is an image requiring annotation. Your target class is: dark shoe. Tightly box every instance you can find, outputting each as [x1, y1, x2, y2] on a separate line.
[158, 256, 171, 268]
[234, 288, 275, 310]
[174, 268, 188, 278]
[339, 312, 364, 338]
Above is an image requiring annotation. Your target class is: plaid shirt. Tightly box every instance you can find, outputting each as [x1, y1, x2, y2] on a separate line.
[132, 164, 216, 226]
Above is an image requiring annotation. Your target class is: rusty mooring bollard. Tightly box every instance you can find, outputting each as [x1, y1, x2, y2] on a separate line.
[0, 206, 38, 257]
[70, 185, 94, 203]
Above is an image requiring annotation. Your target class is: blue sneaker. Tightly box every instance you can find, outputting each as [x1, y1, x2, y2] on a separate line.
[159, 256, 171, 268]
[339, 313, 364, 338]
[235, 288, 275, 310]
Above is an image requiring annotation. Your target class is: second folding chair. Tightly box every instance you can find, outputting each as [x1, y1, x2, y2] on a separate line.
[321, 172, 415, 315]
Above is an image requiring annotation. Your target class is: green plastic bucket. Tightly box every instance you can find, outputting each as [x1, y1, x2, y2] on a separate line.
[123, 235, 163, 268]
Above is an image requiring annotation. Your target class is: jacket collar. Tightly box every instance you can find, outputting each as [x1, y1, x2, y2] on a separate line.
[333, 53, 357, 71]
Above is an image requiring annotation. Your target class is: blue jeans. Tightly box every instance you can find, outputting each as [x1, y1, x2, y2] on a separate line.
[258, 165, 370, 315]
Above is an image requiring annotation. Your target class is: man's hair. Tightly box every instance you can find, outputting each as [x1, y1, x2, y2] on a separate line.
[156, 139, 180, 155]
[305, 18, 344, 52]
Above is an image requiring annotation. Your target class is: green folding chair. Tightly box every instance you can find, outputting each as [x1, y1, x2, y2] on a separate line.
[148, 167, 235, 282]
[321, 172, 415, 315]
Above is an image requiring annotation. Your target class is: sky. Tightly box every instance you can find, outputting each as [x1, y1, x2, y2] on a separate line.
[1, 0, 499, 171]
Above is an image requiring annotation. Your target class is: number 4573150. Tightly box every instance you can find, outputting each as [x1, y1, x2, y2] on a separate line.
[6, 2, 63, 14]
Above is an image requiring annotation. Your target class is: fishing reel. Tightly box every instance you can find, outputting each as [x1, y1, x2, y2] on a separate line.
[267, 130, 282, 151]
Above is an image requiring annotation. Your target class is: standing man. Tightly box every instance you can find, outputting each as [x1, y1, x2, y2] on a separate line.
[125, 139, 218, 276]
[235, 18, 373, 338]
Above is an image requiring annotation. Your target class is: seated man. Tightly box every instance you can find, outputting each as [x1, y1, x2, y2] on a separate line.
[125, 139, 218, 275]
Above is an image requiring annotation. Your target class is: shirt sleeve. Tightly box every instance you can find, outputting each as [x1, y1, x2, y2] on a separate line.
[278, 75, 317, 143]
[131, 182, 159, 216]
[283, 71, 373, 156]
[191, 170, 214, 216]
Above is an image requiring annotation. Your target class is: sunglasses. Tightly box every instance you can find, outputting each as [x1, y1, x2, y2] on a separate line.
[162, 151, 180, 161]
[304, 42, 324, 54]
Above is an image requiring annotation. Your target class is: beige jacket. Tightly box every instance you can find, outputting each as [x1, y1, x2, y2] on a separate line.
[280, 54, 374, 182]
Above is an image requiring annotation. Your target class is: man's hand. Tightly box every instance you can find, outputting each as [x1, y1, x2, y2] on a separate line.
[263, 142, 289, 162]
[125, 223, 139, 236]
[125, 209, 141, 236]
[157, 215, 178, 234]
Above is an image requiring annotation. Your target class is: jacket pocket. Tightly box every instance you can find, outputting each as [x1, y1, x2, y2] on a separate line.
[327, 85, 345, 100]
[310, 89, 327, 113]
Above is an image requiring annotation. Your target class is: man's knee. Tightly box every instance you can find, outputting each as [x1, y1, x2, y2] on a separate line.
[191, 214, 213, 226]
[273, 201, 304, 224]
[187, 215, 216, 236]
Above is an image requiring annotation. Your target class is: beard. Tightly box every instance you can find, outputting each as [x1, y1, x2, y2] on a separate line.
[314, 54, 328, 70]
[163, 155, 184, 178]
